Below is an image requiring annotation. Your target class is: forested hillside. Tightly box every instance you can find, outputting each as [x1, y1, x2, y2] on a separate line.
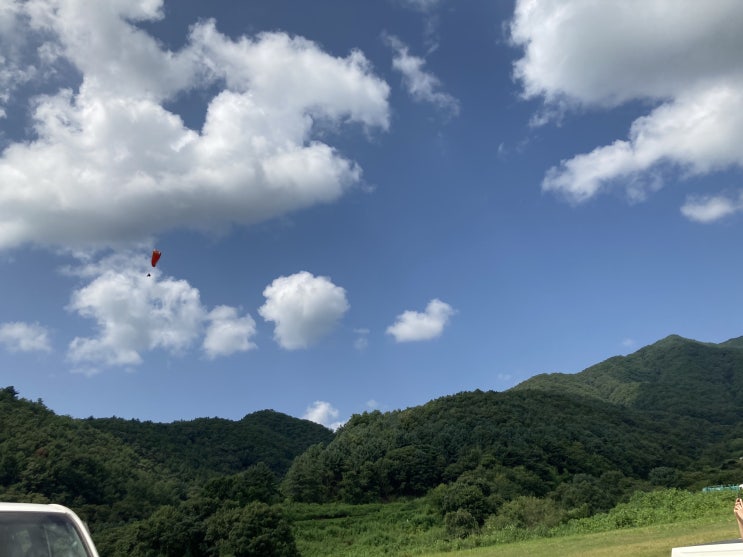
[0, 386, 330, 555]
[513, 335, 743, 422]
[282, 336, 743, 512]
[87, 409, 333, 478]
[1, 334, 742, 556]
[282, 389, 731, 512]
[0, 386, 179, 523]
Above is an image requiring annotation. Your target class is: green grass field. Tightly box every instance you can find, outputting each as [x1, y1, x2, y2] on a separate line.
[421, 518, 736, 557]
[291, 490, 739, 557]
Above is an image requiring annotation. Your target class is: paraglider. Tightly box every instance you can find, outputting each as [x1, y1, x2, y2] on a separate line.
[148, 249, 161, 277]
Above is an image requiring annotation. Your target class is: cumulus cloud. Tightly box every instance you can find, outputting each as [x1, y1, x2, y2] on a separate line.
[680, 190, 743, 223]
[384, 34, 459, 115]
[65, 252, 255, 374]
[302, 400, 344, 431]
[386, 298, 455, 342]
[511, 0, 743, 107]
[67, 256, 205, 371]
[510, 0, 743, 219]
[541, 86, 743, 203]
[203, 305, 257, 359]
[0, 322, 52, 353]
[0, 0, 389, 250]
[259, 271, 349, 350]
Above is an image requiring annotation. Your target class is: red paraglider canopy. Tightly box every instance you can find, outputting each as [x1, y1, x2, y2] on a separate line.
[151, 249, 161, 267]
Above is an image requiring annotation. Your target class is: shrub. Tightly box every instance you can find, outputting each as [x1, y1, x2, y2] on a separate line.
[444, 509, 479, 539]
[488, 496, 565, 531]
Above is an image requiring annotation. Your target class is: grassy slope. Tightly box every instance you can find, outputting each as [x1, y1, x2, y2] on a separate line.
[421, 519, 737, 557]
[290, 491, 738, 557]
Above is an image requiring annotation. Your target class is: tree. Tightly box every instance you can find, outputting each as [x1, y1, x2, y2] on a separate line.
[489, 496, 565, 530]
[378, 445, 442, 497]
[429, 478, 491, 525]
[204, 503, 299, 557]
[205, 462, 279, 505]
[555, 473, 608, 516]
[134, 505, 204, 557]
[444, 509, 478, 539]
[281, 444, 331, 503]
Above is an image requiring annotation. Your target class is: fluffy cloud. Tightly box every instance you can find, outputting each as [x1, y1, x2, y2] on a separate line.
[302, 400, 344, 431]
[0, 322, 52, 353]
[67, 258, 205, 371]
[65, 253, 255, 373]
[203, 305, 257, 359]
[384, 34, 459, 115]
[681, 192, 743, 223]
[510, 0, 743, 219]
[386, 298, 455, 342]
[258, 271, 349, 350]
[0, 0, 389, 250]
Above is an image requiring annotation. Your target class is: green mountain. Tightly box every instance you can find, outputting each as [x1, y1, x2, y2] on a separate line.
[87, 409, 333, 478]
[282, 334, 743, 507]
[0, 386, 331, 520]
[282, 388, 716, 506]
[512, 334, 743, 423]
[0, 386, 174, 521]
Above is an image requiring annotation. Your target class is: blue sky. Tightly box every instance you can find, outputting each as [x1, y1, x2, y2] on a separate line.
[2, 0, 743, 428]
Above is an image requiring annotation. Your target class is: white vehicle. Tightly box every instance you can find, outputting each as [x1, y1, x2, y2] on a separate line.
[0, 503, 100, 557]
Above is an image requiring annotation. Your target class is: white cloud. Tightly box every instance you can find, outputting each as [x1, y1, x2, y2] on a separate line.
[0, 322, 52, 353]
[65, 252, 252, 374]
[511, 0, 743, 107]
[386, 298, 455, 342]
[258, 271, 349, 350]
[203, 305, 257, 359]
[302, 400, 344, 431]
[384, 34, 459, 115]
[541, 86, 743, 204]
[681, 192, 743, 223]
[510, 0, 743, 215]
[0, 1, 389, 251]
[67, 257, 205, 372]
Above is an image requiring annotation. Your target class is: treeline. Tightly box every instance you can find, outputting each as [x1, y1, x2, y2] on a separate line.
[515, 334, 743, 423]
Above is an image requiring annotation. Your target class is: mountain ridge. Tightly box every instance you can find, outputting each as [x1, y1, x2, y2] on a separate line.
[511, 334, 743, 423]
[86, 407, 333, 478]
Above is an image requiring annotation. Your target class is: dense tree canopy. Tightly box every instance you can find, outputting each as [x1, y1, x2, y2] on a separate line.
[281, 388, 717, 506]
